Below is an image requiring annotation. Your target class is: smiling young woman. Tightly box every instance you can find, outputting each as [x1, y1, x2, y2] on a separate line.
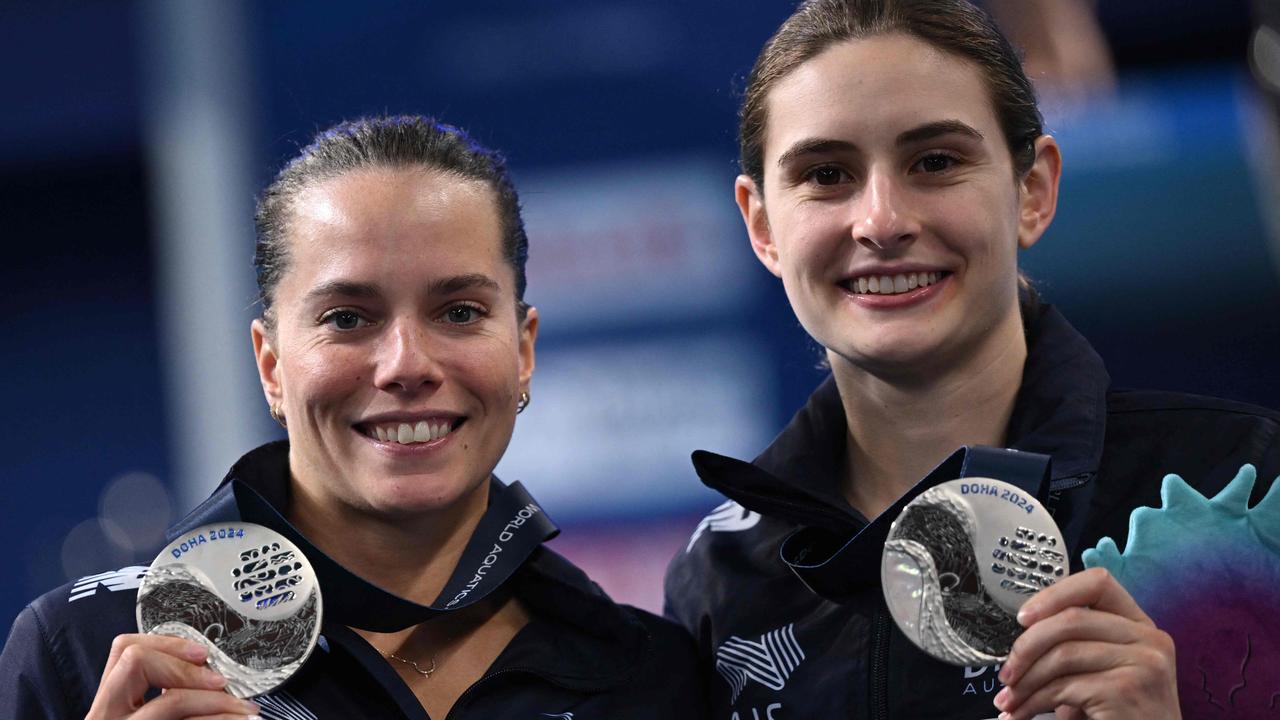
[665, 2, 1280, 719]
[1, 117, 705, 720]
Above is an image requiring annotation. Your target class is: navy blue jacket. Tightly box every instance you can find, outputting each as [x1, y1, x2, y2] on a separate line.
[3, 442, 706, 719]
[665, 303, 1280, 719]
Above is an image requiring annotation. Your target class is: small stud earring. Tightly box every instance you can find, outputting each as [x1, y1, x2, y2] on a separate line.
[516, 391, 530, 414]
[270, 402, 287, 429]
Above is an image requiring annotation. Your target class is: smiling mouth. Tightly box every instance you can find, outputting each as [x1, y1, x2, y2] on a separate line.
[356, 418, 464, 445]
[842, 271, 950, 295]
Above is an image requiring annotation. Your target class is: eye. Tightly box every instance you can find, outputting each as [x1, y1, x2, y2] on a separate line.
[319, 309, 369, 331]
[442, 303, 486, 325]
[912, 153, 959, 174]
[807, 166, 850, 186]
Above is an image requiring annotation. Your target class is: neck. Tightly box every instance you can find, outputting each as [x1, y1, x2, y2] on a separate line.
[832, 310, 1027, 520]
[286, 478, 491, 607]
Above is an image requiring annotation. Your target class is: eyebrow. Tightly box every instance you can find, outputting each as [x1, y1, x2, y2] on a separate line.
[775, 119, 986, 169]
[302, 273, 502, 304]
[895, 119, 984, 146]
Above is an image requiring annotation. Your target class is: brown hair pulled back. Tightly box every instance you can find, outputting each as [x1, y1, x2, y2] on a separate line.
[739, 0, 1043, 189]
[254, 116, 530, 327]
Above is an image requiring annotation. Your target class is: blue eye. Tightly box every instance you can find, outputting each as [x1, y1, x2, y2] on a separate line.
[321, 310, 367, 331]
[444, 304, 485, 324]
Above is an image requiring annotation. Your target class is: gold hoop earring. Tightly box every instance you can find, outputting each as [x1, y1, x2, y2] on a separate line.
[270, 402, 287, 429]
[516, 391, 530, 414]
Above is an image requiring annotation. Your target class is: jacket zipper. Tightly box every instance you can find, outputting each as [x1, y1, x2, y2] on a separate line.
[869, 611, 890, 720]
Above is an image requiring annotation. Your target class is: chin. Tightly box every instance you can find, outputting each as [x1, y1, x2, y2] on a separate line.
[362, 475, 487, 518]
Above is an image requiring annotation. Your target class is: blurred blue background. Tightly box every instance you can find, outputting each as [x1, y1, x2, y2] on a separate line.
[3, 0, 1279, 631]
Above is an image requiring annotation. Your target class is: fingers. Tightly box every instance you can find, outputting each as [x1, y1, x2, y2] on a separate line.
[996, 671, 1113, 720]
[89, 634, 232, 719]
[1016, 567, 1151, 627]
[133, 690, 260, 720]
[999, 604, 1150, 686]
[101, 634, 210, 681]
[991, 569, 1179, 720]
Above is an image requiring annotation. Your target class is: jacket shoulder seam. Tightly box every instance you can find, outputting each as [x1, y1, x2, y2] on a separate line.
[27, 601, 77, 716]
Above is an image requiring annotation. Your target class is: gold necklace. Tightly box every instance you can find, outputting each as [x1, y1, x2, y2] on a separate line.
[386, 651, 437, 677]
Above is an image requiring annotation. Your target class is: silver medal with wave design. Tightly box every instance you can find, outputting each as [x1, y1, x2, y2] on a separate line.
[881, 478, 1067, 667]
[137, 523, 322, 698]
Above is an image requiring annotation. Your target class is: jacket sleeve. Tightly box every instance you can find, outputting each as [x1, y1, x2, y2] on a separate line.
[0, 605, 75, 720]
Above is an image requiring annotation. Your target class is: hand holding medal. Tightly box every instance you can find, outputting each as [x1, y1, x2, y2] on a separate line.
[881, 465, 1178, 719]
[86, 522, 321, 719]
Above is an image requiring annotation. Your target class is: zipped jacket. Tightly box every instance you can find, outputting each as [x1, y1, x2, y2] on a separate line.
[3, 442, 707, 719]
[665, 303, 1280, 719]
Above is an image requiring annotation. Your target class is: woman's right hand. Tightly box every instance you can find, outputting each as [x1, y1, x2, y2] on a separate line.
[86, 634, 261, 719]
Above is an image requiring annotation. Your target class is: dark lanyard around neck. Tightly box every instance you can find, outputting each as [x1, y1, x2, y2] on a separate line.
[177, 475, 559, 632]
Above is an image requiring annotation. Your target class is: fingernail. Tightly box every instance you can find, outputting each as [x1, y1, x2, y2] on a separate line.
[240, 700, 260, 714]
[998, 713, 1011, 720]
[1016, 606, 1033, 626]
[203, 668, 228, 688]
[993, 686, 1010, 709]
[183, 641, 209, 661]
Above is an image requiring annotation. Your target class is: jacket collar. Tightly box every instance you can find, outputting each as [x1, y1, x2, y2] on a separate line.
[693, 302, 1110, 532]
[168, 441, 649, 688]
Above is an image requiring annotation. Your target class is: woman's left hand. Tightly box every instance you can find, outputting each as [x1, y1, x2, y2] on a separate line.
[991, 567, 1180, 720]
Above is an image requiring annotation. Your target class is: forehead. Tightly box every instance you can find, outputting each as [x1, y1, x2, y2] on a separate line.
[763, 33, 1000, 162]
[283, 167, 506, 287]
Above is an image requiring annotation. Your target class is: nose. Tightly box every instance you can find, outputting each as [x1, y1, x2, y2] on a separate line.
[852, 169, 918, 251]
[373, 319, 445, 393]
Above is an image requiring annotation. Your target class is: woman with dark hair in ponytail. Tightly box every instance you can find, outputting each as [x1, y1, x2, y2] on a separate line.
[665, 1, 1280, 718]
[1, 116, 705, 720]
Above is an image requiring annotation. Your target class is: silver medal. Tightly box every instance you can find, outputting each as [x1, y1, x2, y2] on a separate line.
[881, 478, 1066, 666]
[137, 523, 323, 698]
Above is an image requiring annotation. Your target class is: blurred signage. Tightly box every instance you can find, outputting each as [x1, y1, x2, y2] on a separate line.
[518, 157, 754, 331]
[496, 332, 772, 521]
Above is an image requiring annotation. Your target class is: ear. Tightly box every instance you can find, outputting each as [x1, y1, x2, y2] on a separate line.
[736, 175, 782, 278]
[517, 306, 538, 392]
[1017, 135, 1062, 250]
[251, 318, 284, 409]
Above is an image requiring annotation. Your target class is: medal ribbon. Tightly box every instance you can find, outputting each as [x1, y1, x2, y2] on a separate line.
[172, 474, 559, 631]
[779, 445, 1051, 600]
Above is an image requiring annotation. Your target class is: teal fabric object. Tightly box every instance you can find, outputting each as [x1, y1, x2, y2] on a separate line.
[1083, 465, 1280, 718]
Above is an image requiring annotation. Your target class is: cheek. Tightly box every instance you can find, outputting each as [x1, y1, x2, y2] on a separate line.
[282, 348, 367, 405]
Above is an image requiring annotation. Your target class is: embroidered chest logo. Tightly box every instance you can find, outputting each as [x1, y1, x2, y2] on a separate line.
[69, 566, 149, 602]
[715, 623, 806, 702]
[256, 691, 318, 719]
[688, 501, 762, 552]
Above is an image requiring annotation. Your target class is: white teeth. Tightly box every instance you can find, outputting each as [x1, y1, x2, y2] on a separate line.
[369, 419, 455, 444]
[849, 271, 945, 295]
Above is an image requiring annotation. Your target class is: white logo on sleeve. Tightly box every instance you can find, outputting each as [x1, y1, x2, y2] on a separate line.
[256, 691, 318, 719]
[539, 714, 574, 719]
[687, 501, 762, 552]
[715, 623, 805, 702]
[68, 566, 149, 602]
